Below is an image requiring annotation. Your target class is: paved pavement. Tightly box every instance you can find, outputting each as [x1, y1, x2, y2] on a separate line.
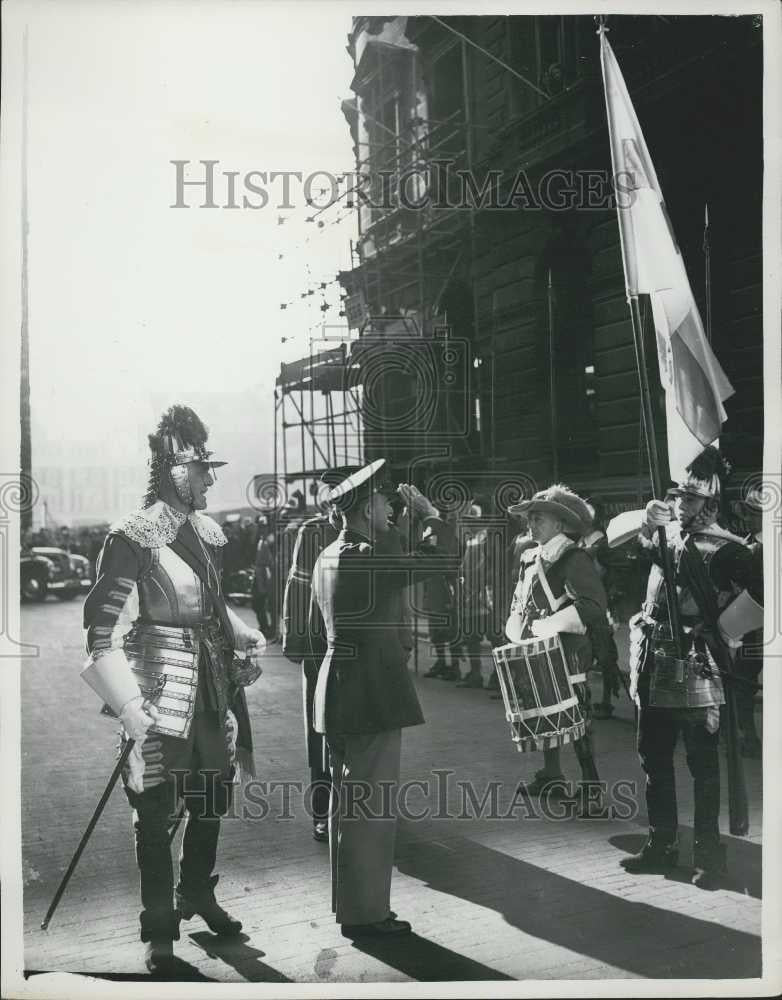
[17, 596, 762, 983]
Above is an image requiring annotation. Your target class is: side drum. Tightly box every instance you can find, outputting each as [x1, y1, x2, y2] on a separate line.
[492, 635, 585, 752]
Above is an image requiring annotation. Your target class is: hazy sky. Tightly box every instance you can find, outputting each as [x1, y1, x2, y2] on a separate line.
[16, 0, 358, 515]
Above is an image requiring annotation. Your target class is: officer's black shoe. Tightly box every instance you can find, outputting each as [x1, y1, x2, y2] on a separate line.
[341, 916, 411, 939]
[424, 661, 448, 678]
[620, 837, 679, 873]
[692, 841, 727, 890]
[144, 939, 176, 975]
[176, 875, 242, 936]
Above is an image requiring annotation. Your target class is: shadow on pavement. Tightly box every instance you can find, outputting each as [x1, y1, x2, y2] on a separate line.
[609, 829, 761, 900]
[394, 824, 761, 979]
[188, 931, 292, 983]
[25, 960, 217, 983]
[349, 932, 513, 981]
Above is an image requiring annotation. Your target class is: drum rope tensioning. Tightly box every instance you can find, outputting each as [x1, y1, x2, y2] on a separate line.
[492, 634, 586, 752]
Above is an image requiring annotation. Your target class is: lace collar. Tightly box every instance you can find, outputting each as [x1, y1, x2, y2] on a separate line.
[538, 532, 575, 565]
[112, 500, 227, 549]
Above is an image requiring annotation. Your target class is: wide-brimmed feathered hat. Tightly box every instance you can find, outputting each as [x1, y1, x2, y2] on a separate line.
[508, 484, 592, 536]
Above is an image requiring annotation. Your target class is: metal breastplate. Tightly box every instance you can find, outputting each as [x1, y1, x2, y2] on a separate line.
[137, 546, 212, 625]
[642, 546, 726, 709]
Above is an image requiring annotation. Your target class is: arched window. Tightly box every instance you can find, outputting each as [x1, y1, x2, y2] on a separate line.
[546, 235, 599, 477]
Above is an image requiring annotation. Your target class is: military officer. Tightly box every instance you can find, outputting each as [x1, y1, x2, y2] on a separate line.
[311, 460, 456, 938]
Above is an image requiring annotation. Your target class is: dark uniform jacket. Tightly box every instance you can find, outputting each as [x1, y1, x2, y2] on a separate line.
[311, 519, 456, 738]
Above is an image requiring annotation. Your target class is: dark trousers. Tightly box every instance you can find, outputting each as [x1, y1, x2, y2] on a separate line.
[572, 681, 599, 781]
[736, 632, 763, 739]
[637, 695, 720, 847]
[123, 711, 234, 941]
[253, 589, 274, 639]
[303, 658, 331, 825]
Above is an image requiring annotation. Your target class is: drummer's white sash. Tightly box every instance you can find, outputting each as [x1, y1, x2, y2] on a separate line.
[535, 541, 586, 684]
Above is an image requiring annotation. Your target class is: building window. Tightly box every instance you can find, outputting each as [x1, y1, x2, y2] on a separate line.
[507, 16, 589, 117]
[546, 238, 599, 476]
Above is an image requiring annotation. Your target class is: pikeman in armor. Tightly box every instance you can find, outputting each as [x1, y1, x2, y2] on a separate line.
[620, 447, 763, 887]
[504, 485, 608, 815]
[82, 405, 265, 973]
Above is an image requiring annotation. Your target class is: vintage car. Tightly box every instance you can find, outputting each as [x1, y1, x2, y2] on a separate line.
[21, 547, 93, 602]
[223, 567, 254, 607]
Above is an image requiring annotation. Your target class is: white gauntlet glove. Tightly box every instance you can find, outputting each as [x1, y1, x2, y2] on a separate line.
[530, 605, 586, 638]
[119, 695, 160, 742]
[645, 499, 673, 530]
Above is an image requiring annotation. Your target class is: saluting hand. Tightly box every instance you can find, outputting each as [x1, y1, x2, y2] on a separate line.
[397, 483, 438, 520]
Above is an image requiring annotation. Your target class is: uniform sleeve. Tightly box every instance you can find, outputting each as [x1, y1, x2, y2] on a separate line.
[283, 523, 324, 663]
[562, 549, 608, 630]
[83, 533, 142, 655]
[718, 541, 764, 604]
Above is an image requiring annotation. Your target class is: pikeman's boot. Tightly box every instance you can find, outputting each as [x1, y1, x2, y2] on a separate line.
[621, 833, 679, 873]
[140, 908, 180, 975]
[176, 874, 242, 936]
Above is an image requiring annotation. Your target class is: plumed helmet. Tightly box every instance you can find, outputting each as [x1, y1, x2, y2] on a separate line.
[668, 446, 732, 500]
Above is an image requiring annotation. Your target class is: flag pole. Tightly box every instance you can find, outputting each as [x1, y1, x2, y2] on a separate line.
[627, 295, 684, 656]
[703, 203, 712, 342]
[547, 268, 559, 481]
[598, 18, 684, 655]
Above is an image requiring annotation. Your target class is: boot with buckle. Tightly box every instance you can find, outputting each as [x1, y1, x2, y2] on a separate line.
[176, 874, 242, 936]
[620, 834, 679, 873]
[140, 908, 180, 974]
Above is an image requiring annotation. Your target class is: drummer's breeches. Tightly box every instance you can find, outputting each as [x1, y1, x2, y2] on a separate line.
[572, 682, 599, 781]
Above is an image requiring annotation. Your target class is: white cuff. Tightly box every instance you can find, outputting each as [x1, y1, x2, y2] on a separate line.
[81, 648, 141, 715]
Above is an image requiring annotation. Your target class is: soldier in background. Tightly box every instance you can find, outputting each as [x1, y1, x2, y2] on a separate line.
[734, 487, 764, 757]
[582, 500, 622, 719]
[280, 468, 357, 843]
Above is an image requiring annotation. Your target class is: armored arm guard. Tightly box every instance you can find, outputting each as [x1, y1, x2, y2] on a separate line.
[82, 532, 145, 714]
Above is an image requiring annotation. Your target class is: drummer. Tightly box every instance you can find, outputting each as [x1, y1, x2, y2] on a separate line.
[504, 485, 609, 815]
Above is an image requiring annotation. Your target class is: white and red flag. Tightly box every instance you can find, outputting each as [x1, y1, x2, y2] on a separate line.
[599, 29, 734, 480]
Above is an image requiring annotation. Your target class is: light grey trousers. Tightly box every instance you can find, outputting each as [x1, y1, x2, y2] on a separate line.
[328, 729, 402, 925]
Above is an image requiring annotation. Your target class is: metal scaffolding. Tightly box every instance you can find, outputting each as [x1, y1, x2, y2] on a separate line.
[273, 342, 364, 504]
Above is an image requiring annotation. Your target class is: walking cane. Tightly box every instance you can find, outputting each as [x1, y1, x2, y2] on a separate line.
[41, 675, 168, 930]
